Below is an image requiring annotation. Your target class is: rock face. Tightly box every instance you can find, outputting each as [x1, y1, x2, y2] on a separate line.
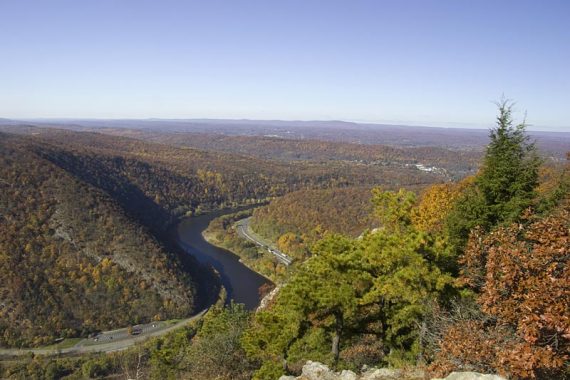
[278, 361, 506, 380]
[257, 285, 281, 311]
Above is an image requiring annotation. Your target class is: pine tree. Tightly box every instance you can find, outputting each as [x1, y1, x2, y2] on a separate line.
[446, 100, 541, 248]
[477, 100, 541, 224]
[243, 189, 455, 376]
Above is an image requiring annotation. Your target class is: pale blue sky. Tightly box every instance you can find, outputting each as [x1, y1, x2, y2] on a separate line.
[0, 0, 568, 130]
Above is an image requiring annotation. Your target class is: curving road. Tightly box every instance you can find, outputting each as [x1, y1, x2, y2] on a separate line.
[0, 309, 208, 357]
[1, 208, 271, 359]
[235, 217, 293, 265]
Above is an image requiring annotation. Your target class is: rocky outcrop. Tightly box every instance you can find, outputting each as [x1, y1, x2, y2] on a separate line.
[278, 361, 506, 380]
[257, 285, 281, 311]
[278, 361, 420, 380]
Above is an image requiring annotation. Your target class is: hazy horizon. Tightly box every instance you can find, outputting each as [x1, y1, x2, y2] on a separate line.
[1, 1, 569, 131]
[2, 116, 567, 133]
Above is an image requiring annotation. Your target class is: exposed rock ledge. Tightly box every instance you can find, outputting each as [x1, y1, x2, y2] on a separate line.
[278, 361, 506, 380]
[257, 285, 281, 311]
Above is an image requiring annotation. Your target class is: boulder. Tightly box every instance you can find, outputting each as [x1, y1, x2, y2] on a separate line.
[301, 361, 353, 380]
[277, 361, 505, 380]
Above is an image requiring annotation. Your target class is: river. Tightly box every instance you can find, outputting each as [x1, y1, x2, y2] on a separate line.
[176, 209, 271, 310]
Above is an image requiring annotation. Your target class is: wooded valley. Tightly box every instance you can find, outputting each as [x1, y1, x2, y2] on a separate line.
[0, 104, 568, 379]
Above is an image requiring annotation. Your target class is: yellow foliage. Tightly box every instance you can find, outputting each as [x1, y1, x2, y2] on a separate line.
[92, 268, 101, 284]
[412, 177, 474, 233]
[100, 257, 113, 271]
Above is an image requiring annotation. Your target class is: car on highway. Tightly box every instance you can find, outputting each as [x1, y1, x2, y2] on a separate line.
[129, 325, 143, 335]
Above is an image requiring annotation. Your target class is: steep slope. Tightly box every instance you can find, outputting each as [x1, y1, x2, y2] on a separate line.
[0, 134, 200, 347]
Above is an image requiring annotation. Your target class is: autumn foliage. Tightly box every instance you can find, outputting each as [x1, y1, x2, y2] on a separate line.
[411, 178, 473, 233]
[430, 205, 569, 379]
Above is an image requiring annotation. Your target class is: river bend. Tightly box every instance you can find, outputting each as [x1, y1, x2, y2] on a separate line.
[176, 210, 270, 310]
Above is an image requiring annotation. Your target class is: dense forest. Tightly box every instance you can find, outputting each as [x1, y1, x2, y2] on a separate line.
[240, 104, 569, 380]
[251, 187, 376, 239]
[248, 187, 378, 262]
[93, 129, 482, 180]
[203, 186, 412, 279]
[5, 126, 450, 207]
[0, 126, 450, 348]
[1, 104, 568, 379]
[248, 185, 433, 260]
[0, 134, 203, 347]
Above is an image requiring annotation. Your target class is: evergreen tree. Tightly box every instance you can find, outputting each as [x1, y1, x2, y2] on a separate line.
[478, 100, 540, 223]
[446, 100, 541, 248]
[243, 189, 455, 377]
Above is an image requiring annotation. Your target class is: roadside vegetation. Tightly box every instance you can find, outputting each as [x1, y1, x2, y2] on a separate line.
[1, 103, 567, 379]
[202, 209, 289, 281]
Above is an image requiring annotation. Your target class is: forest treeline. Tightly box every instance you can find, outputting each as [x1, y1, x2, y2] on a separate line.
[1, 103, 568, 379]
[251, 187, 377, 240]
[0, 125, 448, 348]
[7, 126, 450, 218]
[249, 185, 432, 260]
[204, 186, 395, 279]
[241, 103, 569, 379]
[3, 103, 566, 380]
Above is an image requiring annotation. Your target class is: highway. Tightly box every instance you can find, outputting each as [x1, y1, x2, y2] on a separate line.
[0, 210, 270, 359]
[235, 217, 293, 265]
[0, 211, 274, 359]
[0, 309, 208, 357]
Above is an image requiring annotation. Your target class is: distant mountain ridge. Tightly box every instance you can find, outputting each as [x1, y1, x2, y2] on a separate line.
[2, 118, 567, 157]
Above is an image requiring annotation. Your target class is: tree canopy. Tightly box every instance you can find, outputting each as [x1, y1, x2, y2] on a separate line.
[243, 189, 455, 378]
[446, 100, 541, 249]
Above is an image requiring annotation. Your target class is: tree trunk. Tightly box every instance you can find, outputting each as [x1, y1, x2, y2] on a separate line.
[331, 311, 343, 362]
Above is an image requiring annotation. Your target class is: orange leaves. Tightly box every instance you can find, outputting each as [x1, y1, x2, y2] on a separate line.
[429, 321, 566, 379]
[428, 320, 499, 377]
[432, 203, 569, 379]
[498, 343, 564, 379]
[476, 208, 570, 351]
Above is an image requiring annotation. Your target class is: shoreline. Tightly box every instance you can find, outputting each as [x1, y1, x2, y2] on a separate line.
[0, 204, 265, 355]
[201, 228, 274, 284]
[201, 228, 282, 312]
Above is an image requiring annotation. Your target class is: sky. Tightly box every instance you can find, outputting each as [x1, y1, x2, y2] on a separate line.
[0, 0, 568, 131]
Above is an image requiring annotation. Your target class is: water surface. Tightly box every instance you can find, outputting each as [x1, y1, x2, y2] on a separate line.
[177, 210, 270, 310]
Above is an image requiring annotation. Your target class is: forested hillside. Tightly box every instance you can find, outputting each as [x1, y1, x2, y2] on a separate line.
[204, 186, 416, 278]
[252, 187, 376, 237]
[0, 134, 201, 347]
[249, 184, 432, 244]
[248, 187, 376, 261]
[6, 127, 447, 206]
[242, 104, 569, 379]
[94, 130, 482, 180]
[0, 105, 567, 380]
[0, 127, 448, 348]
